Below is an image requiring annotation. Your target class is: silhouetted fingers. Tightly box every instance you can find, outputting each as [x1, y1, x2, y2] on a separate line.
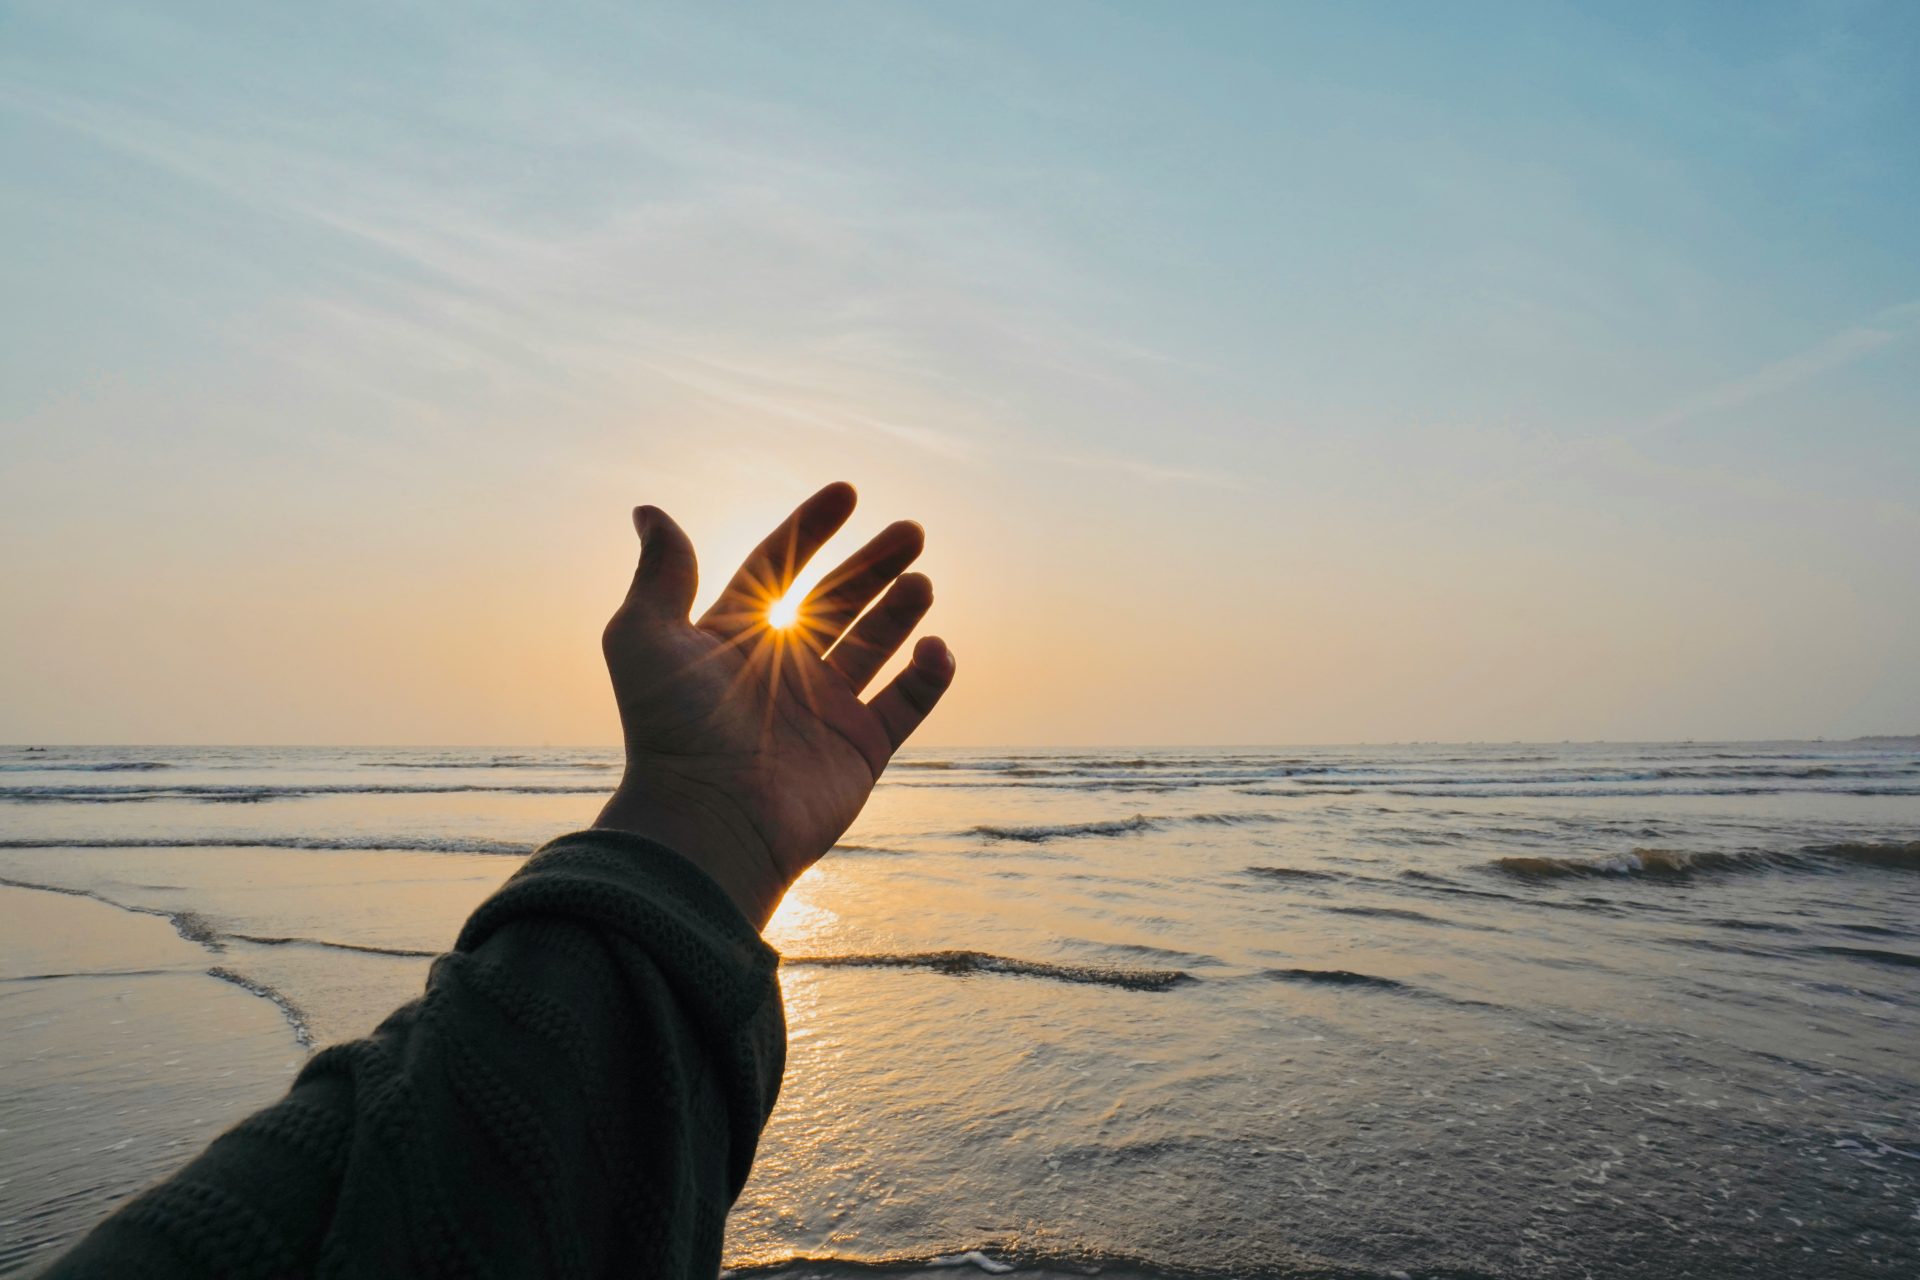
[868, 636, 956, 755]
[826, 572, 933, 692]
[797, 520, 924, 652]
[699, 482, 857, 636]
[622, 505, 698, 618]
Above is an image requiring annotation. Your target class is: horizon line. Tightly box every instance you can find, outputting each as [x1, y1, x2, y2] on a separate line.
[5, 735, 1914, 751]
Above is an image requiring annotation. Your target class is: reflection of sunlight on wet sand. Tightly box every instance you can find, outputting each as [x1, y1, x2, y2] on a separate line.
[766, 865, 835, 952]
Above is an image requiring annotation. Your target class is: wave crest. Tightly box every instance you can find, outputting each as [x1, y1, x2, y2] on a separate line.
[0, 760, 171, 772]
[969, 815, 1153, 842]
[1263, 967, 1406, 990]
[1813, 945, 1920, 970]
[782, 949, 1190, 992]
[1491, 840, 1919, 881]
[1492, 848, 1768, 879]
[0, 836, 532, 855]
[968, 811, 1279, 843]
[360, 758, 614, 771]
[0, 783, 607, 804]
[1807, 840, 1920, 869]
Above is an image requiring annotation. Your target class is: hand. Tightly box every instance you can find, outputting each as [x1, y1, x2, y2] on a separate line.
[594, 482, 956, 927]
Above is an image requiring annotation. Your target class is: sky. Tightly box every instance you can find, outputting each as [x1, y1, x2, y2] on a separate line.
[2, 1, 1917, 746]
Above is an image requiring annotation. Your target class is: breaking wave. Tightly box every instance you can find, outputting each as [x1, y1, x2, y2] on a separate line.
[876, 750, 1920, 802]
[360, 758, 615, 770]
[724, 1249, 1208, 1280]
[829, 843, 913, 857]
[969, 815, 1155, 842]
[0, 835, 534, 855]
[968, 811, 1280, 842]
[1391, 784, 1920, 799]
[1263, 967, 1408, 991]
[1492, 848, 1773, 878]
[0, 783, 608, 803]
[781, 950, 1191, 992]
[1323, 904, 1467, 926]
[1812, 945, 1920, 970]
[722, 1247, 1501, 1280]
[0, 760, 172, 772]
[1809, 840, 1920, 869]
[1490, 841, 1920, 880]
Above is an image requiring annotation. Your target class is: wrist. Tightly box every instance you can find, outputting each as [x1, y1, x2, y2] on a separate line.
[592, 775, 784, 929]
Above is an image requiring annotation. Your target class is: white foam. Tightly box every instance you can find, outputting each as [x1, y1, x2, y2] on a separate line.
[928, 1251, 1014, 1274]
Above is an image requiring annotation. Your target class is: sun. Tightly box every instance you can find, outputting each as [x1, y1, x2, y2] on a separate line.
[766, 588, 803, 631]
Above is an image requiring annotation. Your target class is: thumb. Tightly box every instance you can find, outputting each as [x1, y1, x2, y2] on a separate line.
[624, 505, 699, 618]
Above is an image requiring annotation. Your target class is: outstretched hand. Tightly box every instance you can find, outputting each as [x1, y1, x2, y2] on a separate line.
[594, 482, 955, 927]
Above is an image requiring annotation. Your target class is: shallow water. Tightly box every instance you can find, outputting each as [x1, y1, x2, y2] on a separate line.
[1, 741, 1916, 1277]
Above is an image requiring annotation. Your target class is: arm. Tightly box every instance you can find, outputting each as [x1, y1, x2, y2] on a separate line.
[45, 483, 955, 1278]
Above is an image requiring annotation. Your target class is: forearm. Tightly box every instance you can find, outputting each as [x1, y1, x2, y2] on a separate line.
[45, 832, 786, 1279]
[595, 773, 787, 930]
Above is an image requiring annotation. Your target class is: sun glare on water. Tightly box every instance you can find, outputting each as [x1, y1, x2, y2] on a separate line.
[765, 869, 831, 948]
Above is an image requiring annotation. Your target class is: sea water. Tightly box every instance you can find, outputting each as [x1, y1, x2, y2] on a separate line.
[1, 742, 1916, 1277]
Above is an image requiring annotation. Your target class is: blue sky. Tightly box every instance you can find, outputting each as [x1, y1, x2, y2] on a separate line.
[2, 2, 1916, 744]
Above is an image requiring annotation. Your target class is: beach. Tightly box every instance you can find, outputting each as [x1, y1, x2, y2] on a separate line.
[2, 741, 1916, 1278]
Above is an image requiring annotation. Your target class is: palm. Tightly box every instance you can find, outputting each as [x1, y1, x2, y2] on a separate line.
[598, 483, 952, 916]
[619, 622, 894, 868]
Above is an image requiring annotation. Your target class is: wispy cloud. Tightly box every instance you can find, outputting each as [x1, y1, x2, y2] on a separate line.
[1636, 301, 1918, 436]
[1041, 451, 1248, 491]
[1392, 299, 1920, 533]
[2, 49, 1229, 487]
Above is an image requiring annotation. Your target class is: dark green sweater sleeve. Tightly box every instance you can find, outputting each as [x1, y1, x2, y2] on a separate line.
[43, 831, 787, 1280]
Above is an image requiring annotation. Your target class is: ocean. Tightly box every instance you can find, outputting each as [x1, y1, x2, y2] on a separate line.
[1, 741, 1916, 1278]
